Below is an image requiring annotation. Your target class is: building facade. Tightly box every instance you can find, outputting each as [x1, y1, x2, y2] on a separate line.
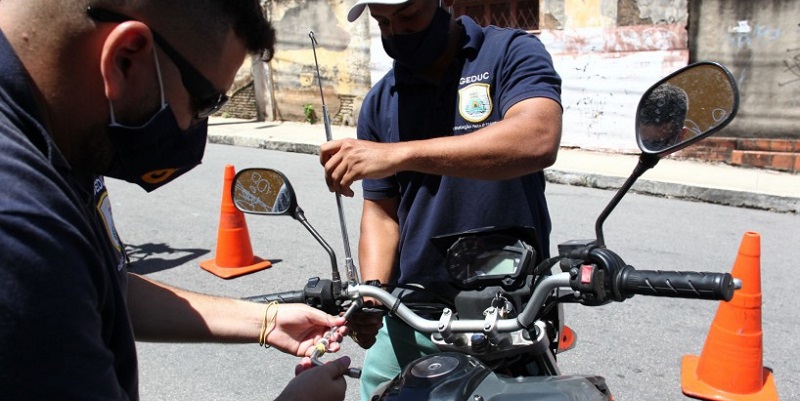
[220, 0, 800, 172]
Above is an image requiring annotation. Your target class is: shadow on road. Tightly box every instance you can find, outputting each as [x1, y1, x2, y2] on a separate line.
[125, 243, 209, 274]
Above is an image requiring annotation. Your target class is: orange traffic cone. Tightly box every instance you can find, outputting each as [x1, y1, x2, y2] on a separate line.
[200, 164, 272, 279]
[681, 231, 779, 401]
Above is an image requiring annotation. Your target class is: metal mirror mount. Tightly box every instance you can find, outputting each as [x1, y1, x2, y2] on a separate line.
[595, 62, 739, 247]
[231, 168, 342, 282]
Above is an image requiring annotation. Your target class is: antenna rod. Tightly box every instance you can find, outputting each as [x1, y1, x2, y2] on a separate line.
[309, 31, 360, 284]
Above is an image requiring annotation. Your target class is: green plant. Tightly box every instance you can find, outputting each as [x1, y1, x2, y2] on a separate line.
[303, 103, 317, 124]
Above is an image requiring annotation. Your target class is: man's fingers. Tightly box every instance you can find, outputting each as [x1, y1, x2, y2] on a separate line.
[341, 172, 356, 197]
[329, 356, 352, 377]
[296, 355, 351, 378]
[319, 140, 341, 160]
[335, 325, 349, 337]
[314, 310, 346, 327]
[295, 357, 314, 376]
[339, 187, 355, 197]
[329, 163, 354, 196]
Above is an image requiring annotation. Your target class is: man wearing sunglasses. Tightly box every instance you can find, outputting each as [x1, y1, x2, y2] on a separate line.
[0, 1, 352, 400]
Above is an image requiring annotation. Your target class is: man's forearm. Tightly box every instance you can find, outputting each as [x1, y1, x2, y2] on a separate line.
[127, 273, 262, 343]
[400, 97, 562, 179]
[358, 199, 400, 286]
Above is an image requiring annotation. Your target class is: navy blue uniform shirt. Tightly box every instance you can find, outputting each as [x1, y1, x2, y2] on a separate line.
[0, 30, 138, 399]
[358, 16, 562, 287]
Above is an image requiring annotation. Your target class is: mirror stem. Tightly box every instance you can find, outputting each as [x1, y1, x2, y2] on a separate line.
[294, 206, 342, 283]
[594, 154, 659, 247]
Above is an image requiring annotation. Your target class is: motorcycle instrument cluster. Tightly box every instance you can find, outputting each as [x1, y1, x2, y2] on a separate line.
[445, 234, 535, 289]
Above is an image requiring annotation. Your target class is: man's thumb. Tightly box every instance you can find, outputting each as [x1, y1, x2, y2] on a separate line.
[329, 356, 352, 377]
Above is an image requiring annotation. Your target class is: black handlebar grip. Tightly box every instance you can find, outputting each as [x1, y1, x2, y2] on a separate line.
[242, 290, 305, 304]
[619, 268, 735, 301]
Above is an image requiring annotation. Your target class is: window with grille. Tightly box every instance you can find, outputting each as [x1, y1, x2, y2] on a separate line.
[453, 0, 540, 31]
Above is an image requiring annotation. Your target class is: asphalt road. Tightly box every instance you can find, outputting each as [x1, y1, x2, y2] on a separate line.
[107, 143, 799, 401]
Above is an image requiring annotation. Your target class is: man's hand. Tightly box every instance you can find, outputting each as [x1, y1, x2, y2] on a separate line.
[267, 304, 347, 357]
[319, 138, 401, 197]
[275, 356, 352, 401]
[345, 302, 384, 349]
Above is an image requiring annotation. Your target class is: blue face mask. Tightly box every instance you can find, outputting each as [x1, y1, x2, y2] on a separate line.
[104, 49, 207, 192]
[381, 6, 452, 71]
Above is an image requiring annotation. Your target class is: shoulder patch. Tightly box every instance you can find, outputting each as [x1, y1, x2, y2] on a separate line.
[94, 179, 125, 271]
[458, 83, 493, 123]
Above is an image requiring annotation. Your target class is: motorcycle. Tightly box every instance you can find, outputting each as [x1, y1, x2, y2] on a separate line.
[229, 61, 740, 400]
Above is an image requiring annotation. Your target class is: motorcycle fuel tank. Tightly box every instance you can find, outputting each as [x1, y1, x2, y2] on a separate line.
[377, 353, 491, 401]
[376, 352, 611, 401]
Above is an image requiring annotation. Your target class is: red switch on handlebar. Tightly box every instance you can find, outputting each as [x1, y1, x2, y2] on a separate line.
[580, 265, 594, 284]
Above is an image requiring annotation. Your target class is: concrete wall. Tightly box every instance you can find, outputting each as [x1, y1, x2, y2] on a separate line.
[358, 0, 690, 153]
[689, 0, 800, 139]
[227, 0, 371, 124]
[534, 0, 690, 152]
[223, 0, 689, 151]
[222, 0, 798, 156]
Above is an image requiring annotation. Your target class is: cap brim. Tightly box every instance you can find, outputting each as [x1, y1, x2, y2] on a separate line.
[347, 4, 368, 22]
[347, 0, 410, 22]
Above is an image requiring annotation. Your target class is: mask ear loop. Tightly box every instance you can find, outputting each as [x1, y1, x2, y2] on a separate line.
[440, 0, 453, 14]
[152, 46, 166, 106]
[109, 45, 166, 125]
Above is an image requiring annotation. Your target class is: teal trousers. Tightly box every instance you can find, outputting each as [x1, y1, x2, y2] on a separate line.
[359, 317, 439, 401]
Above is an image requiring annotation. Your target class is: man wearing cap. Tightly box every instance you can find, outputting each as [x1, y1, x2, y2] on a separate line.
[321, 0, 562, 398]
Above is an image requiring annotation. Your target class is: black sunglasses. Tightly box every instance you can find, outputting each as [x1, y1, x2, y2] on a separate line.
[87, 7, 229, 119]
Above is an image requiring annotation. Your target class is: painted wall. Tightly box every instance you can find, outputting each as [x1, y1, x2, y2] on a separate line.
[355, 0, 689, 153]
[232, 0, 797, 151]
[230, 1, 690, 151]
[256, 0, 372, 123]
[690, 0, 800, 138]
[539, 0, 690, 152]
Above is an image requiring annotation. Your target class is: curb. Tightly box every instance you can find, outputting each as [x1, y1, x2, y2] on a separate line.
[544, 171, 800, 214]
[209, 134, 322, 155]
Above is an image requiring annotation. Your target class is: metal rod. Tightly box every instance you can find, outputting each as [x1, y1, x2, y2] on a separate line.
[309, 302, 362, 378]
[309, 31, 360, 284]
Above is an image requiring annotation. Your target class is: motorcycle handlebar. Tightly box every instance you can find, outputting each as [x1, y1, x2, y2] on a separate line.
[350, 275, 572, 333]
[618, 268, 735, 302]
[242, 290, 305, 304]
[348, 267, 735, 333]
[241, 266, 736, 336]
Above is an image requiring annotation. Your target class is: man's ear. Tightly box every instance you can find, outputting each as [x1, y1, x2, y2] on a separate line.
[99, 21, 155, 101]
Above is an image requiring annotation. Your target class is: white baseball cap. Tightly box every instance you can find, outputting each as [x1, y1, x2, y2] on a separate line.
[347, 0, 411, 22]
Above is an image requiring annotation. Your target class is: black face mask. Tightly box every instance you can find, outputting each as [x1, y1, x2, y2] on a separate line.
[381, 6, 451, 71]
[104, 104, 207, 192]
[103, 50, 207, 192]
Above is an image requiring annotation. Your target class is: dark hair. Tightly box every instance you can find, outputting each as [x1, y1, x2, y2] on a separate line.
[216, 0, 276, 60]
[639, 83, 688, 133]
[98, 0, 276, 60]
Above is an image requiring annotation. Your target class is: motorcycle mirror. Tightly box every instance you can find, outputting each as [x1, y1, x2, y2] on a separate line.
[231, 168, 343, 283]
[594, 62, 739, 247]
[232, 168, 297, 216]
[637, 61, 739, 156]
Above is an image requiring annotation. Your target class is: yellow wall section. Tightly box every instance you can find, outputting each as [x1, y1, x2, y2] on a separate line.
[564, 0, 610, 28]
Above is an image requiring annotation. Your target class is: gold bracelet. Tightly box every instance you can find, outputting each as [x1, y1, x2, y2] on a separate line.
[258, 301, 279, 348]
